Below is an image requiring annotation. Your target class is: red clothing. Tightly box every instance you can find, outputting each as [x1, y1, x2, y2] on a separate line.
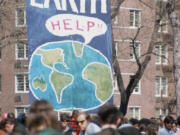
[0, 129, 5, 135]
[69, 118, 80, 135]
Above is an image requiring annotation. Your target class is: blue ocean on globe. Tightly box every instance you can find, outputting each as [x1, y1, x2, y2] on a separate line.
[29, 41, 113, 111]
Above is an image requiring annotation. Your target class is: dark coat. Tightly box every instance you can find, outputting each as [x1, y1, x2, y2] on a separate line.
[11, 121, 28, 135]
[118, 126, 141, 135]
[93, 128, 121, 135]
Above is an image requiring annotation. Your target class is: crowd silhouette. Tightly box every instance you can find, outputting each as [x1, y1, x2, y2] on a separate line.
[0, 100, 179, 135]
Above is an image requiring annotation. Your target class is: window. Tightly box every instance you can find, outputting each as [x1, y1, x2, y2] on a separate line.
[155, 45, 168, 65]
[115, 41, 119, 58]
[113, 76, 119, 91]
[155, 108, 168, 118]
[130, 10, 141, 27]
[155, 76, 168, 97]
[129, 75, 141, 94]
[130, 42, 140, 61]
[129, 107, 141, 120]
[15, 7, 26, 27]
[16, 40, 28, 59]
[158, 18, 168, 33]
[15, 73, 29, 93]
[15, 106, 29, 117]
[114, 15, 118, 24]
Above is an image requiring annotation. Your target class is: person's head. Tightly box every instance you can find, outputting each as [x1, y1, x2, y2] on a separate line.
[72, 110, 79, 119]
[172, 121, 177, 132]
[4, 118, 14, 133]
[164, 115, 174, 130]
[60, 113, 70, 129]
[7, 113, 15, 120]
[27, 112, 51, 133]
[97, 104, 122, 127]
[145, 124, 158, 135]
[30, 99, 53, 113]
[129, 118, 139, 129]
[76, 112, 90, 131]
[27, 100, 60, 133]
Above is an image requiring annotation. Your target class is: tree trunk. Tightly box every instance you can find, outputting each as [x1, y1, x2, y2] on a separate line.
[168, 11, 180, 116]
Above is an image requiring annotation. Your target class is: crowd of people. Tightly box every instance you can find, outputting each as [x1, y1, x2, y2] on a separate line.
[0, 100, 179, 135]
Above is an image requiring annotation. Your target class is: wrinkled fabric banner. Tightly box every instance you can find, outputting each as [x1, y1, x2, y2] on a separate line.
[27, 0, 113, 111]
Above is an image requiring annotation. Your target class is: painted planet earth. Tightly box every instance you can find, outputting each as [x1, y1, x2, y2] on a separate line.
[29, 41, 113, 111]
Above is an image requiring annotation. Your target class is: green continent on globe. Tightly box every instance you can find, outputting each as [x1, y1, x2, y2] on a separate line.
[51, 71, 73, 103]
[33, 76, 47, 91]
[73, 42, 83, 57]
[83, 63, 113, 102]
[37, 49, 64, 67]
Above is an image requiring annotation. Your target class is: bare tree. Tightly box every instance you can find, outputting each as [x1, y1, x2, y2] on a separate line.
[166, 0, 180, 116]
[111, 0, 170, 115]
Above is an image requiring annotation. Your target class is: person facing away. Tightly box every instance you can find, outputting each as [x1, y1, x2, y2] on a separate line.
[76, 112, 101, 135]
[93, 104, 123, 135]
[27, 99, 62, 135]
[129, 118, 139, 129]
[158, 115, 175, 135]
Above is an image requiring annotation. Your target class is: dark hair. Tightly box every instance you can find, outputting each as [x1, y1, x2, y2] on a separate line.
[129, 118, 139, 125]
[177, 116, 180, 126]
[60, 113, 70, 122]
[72, 110, 79, 118]
[0, 119, 6, 129]
[119, 126, 141, 135]
[98, 104, 122, 125]
[164, 115, 174, 124]
[7, 112, 15, 120]
[4, 118, 15, 125]
[139, 118, 152, 126]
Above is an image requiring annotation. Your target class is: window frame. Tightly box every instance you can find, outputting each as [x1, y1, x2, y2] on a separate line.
[158, 19, 168, 33]
[129, 75, 141, 94]
[129, 106, 141, 120]
[155, 45, 168, 65]
[155, 108, 168, 118]
[15, 73, 29, 93]
[130, 10, 141, 28]
[15, 105, 29, 118]
[15, 6, 26, 27]
[130, 42, 141, 61]
[16, 39, 28, 60]
[114, 15, 119, 24]
[155, 76, 168, 97]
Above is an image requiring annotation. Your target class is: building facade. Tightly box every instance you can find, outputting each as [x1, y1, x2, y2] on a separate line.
[0, 0, 175, 119]
[112, 0, 175, 119]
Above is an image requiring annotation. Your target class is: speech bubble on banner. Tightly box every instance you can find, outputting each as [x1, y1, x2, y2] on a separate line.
[45, 14, 107, 44]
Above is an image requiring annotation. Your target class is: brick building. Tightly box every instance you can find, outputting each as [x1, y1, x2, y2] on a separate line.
[0, 0, 175, 119]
